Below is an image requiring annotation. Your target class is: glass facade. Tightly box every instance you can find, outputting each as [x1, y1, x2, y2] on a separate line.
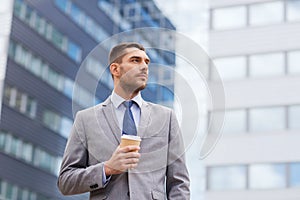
[207, 162, 300, 191]
[288, 50, 300, 74]
[0, 178, 49, 200]
[287, 0, 300, 21]
[211, 0, 300, 30]
[212, 56, 247, 81]
[42, 109, 73, 138]
[249, 107, 285, 132]
[54, 0, 109, 43]
[223, 110, 247, 134]
[290, 163, 300, 187]
[288, 105, 300, 130]
[211, 6, 246, 30]
[212, 105, 300, 134]
[249, 1, 284, 26]
[8, 40, 99, 107]
[3, 84, 37, 119]
[0, 130, 61, 176]
[211, 50, 300, 81]
[249, 53, 285, 77]
[249, 164, 286, 189]
[207, 166, 247, 190]
[14, 0, 82, 62]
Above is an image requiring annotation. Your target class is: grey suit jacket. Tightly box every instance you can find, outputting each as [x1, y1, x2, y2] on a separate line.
[57, 97, 190, 200]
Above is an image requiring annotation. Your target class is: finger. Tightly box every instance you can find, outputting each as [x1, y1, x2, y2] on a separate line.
[123, 152, 140, 159]
[119, 145, 140, 152]
[123, 158, 140, 165]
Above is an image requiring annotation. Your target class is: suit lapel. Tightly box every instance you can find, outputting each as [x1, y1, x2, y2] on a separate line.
[101, 97, 122, 144]
[138, 101, 151, 138]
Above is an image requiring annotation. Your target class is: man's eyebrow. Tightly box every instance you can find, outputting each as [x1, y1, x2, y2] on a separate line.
[129, 56, 150, 63]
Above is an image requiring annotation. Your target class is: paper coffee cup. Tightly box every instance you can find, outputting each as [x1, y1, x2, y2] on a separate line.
[120, 135, 141, 152]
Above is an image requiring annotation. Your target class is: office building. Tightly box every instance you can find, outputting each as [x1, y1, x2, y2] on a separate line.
[0, 0, 175, 199]
[205, 0, 300, 200]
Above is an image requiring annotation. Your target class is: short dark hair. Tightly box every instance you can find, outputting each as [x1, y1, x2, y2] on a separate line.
[109, 42, 145, 65]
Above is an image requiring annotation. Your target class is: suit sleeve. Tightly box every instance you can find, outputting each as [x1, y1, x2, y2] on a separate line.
[57, 111, 109, 195]
[166, 110, 190, 199]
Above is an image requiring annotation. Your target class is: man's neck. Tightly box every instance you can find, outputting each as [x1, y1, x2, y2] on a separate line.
[114, 87, 138, 100]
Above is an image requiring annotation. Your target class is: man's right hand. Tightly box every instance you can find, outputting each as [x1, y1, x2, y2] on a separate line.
[104, 145, 140, 176]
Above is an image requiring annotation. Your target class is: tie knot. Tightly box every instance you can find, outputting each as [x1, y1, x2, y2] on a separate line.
[124, 100, 134, 108]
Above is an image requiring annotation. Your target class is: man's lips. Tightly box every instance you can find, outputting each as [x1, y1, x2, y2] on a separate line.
[137, 73, 148, 79]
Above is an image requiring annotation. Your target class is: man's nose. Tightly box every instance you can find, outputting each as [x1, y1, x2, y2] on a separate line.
[140, 62, 148, 70]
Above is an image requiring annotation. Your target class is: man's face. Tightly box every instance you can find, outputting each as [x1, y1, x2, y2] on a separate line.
[117, 48, 150, 93]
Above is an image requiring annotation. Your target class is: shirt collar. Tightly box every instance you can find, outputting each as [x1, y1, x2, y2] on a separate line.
[111, 91, 143, 109]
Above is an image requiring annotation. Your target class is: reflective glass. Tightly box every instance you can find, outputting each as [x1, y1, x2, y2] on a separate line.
[289, 105, 300, 130]
[288, 51, 300, 74]
[60, 117, 73, 138]
[249, 1, 284, 25]
[5, 182, 14, 200]
[290, 163, 300, 187]
[249, 53, 285, 77]
[249, 107, 285, 132]
[68, 42, 81, 62]
[0, 131, 5, 150]
[63, 78, 74, 98]
[21, 142, 33, 162]
[287, 0, 300, 21]
[223, 110, 247, 134]
[208, 166, 247, 190]
[212, 6, 246, 29]
[212, 56, 247, 80]
[249, 164, 286, 189]
[70, 4, 82, 25]
[55, 0, 67, 12]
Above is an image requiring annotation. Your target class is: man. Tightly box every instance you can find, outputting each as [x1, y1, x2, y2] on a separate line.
[58, 42, 190, 199]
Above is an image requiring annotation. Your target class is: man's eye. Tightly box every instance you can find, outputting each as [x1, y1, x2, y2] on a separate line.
[132, 59, 139, 63]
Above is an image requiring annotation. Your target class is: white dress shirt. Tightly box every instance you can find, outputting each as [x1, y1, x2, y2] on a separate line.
[111, 91, 142, 132]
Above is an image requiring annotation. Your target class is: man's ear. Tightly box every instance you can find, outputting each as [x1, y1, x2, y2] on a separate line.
[110, 63, 120, 78]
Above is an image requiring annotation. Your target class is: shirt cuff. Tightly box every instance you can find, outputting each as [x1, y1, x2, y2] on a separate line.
[102, 165, 111, 185]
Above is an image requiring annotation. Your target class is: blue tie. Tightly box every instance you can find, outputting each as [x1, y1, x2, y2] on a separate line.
[122, 100, 137, 136]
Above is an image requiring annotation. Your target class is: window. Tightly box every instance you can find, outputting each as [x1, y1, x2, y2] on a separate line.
[287, 0, 300, 21]
[290, 163, 300, 187]
[63, 77, 74, 98]
[20, 142, 33, 163]
[3, 84, 37, 118]
[249, 164, 286, 189]
[55, 0, 109, 43]
[249, 107, 285, 132]
[223, 109, 247, 134]
[60, 117, 73, 138]
[0, 179, 49, 200]
[9, 40, 96, 108]
[212, 56, 247, 80]
[43, 110, 73, 138]
[249, 1, 284, 26]
[43, 110, 60, 133]
[207, 166, 247, 190]
[13, 0, 82, 62]
[288, 105, 300, 130]
[0, 131, 5, 150]
[249, 53, 285, 77]
[288, 50, 300, 74]
[212, 6, 246, 30]
[67, 42, 82, 62]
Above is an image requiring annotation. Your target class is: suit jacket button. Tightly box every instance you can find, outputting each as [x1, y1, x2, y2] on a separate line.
[90, 184, 98, 189]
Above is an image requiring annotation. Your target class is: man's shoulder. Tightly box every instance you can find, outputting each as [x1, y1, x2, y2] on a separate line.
[144, 101, 173, 113]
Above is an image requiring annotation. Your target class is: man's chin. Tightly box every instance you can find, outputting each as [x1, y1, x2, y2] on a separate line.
[134, 83, 147, 93]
